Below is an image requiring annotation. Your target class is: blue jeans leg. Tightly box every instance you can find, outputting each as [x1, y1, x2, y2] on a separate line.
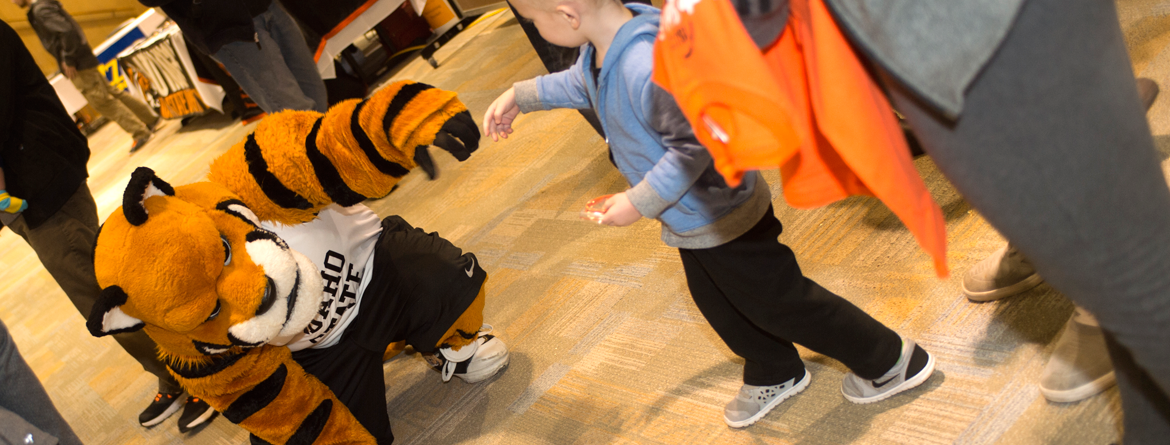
[0, 320, 82, 445]
[213, 1, 328, 113]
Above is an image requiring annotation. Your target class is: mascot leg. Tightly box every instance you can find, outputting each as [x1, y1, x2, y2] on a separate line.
[371, 215, 509, 383]
[436, 284, 486, 350]
[428, 283, 509, 384]
[383, 341, 406, 362]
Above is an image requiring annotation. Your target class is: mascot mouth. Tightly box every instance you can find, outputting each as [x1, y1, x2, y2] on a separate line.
[228, 232, 322, 348]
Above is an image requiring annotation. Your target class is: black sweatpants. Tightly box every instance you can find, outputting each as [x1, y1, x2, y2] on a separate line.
[291, 216, 485, 444]
[678, 207, 903, 386]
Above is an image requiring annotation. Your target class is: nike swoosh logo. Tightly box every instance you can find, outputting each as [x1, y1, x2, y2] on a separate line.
[465, 257, 475, 278]
[872, 375, 897, 388]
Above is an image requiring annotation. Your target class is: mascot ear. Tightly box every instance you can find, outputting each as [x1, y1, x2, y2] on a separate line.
[123, 166, 176, 226]
[86, 286, 145, 337]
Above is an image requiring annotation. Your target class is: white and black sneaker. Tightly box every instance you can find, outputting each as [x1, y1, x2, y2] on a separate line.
[841, 338, 935, 404]
[139, 391, 183, 427]
[724, 369, 811, 428]
[436, 324, 509, 383]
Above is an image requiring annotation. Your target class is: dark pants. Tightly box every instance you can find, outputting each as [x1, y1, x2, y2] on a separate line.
[212, 0, 328, 114]
[4, 184, 181, 395]
[0, 319, 82, 445]
[678, 207, 903, 386]
[291, 216, 485, 444]
[874, 0, 1170, 440]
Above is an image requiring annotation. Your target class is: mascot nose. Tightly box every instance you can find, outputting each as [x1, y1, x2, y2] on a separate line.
[255, 277, 277, 316]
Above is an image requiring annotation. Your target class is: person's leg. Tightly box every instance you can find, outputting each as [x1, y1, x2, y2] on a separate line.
[0, 319, 83, 445]
[678, 247, 807, 387]
[70, 68, 150, 140]
[264, 0, 329, 112]
[5, 185, 184, 419]
[212, 11, 321, 114]
[105, 78, 159, 129]
[428, 285, 509, 383]
[679, 243, 814, 428]
[1104, 331, 1170, 444]
[681, 209, 904, 382]
[878, 0, 1170, 432]
[353, 216, 507, 383]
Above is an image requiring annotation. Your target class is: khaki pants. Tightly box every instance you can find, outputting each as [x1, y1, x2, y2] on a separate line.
[70, 68, 157, 140]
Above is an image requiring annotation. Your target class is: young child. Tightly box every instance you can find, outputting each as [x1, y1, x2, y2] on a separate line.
[484, 0, 935, 427]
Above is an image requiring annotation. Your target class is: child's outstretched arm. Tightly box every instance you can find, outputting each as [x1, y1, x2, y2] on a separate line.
[487, 58, 595, 141]
[484, 87, 519, 141]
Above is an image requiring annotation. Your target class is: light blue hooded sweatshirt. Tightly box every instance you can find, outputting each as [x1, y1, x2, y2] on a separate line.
[513, 3, 771, 249]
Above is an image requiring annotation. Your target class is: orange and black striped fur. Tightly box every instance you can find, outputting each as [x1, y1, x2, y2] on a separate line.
[87, 81, 478, 444]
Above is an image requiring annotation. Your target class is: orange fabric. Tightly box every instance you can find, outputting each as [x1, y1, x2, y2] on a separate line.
[653, 0, 948, 276]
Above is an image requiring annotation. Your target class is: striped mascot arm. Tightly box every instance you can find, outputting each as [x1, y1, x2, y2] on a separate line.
[166, 346, 375, 444]
[207, 81, 479, 225]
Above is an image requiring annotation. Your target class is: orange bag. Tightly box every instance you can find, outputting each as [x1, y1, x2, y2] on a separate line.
[653, 0, 949, 276]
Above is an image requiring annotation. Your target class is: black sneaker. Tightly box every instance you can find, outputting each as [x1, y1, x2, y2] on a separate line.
[177, 396, 218, 433]
[139, 391, 183, 427]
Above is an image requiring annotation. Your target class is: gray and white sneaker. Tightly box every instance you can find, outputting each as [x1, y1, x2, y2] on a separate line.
[1039, 307, 1115, 403]
[436, 324, 509, 383]
[962, 243, 1044, 302]
[724, 369, 811, 428]
[842, 339, 935, 404]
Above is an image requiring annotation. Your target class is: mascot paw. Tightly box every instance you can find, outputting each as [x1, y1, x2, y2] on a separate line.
[412, 110, 480, 180]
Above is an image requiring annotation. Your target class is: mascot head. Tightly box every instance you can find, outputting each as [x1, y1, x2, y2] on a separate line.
[87, 167, 323, 359]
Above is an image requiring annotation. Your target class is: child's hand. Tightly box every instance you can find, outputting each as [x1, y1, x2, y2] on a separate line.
[599, 192, 643, 226]
[483, 87, 520, 142]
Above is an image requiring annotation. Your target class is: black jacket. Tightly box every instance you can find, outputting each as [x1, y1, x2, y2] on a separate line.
[139, 0, 271, 55]
[26, 0, 100, 70]
[1, 20, 91, 229]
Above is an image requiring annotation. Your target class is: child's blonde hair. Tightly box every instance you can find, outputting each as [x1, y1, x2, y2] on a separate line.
[514, 0, 622, 13]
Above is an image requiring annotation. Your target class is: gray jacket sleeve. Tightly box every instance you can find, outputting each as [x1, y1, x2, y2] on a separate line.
[625, 84, 711, 219]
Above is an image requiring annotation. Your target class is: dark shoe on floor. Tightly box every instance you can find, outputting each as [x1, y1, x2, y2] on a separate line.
[177, 396, 217, 433]
[842, 339, 935, 404]
[139, 391, 183, 427]
[724, 369, 811, 428]
[1039, 308, 1116, 403]
[962, 243, 1044, 302]
[130, 132, 153, 153]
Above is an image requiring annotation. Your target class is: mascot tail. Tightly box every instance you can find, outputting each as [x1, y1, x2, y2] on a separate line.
[208, 80, 480, 225]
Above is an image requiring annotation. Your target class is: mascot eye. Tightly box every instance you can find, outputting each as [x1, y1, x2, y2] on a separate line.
[206, 300, 221, 322]
[222, 236, 232, 265]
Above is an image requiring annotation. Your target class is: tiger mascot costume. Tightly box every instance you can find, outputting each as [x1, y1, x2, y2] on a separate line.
[85, 81, 508, 444]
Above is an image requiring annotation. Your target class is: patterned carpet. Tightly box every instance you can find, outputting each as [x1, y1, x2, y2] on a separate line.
[3, 1, 1169, 443]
